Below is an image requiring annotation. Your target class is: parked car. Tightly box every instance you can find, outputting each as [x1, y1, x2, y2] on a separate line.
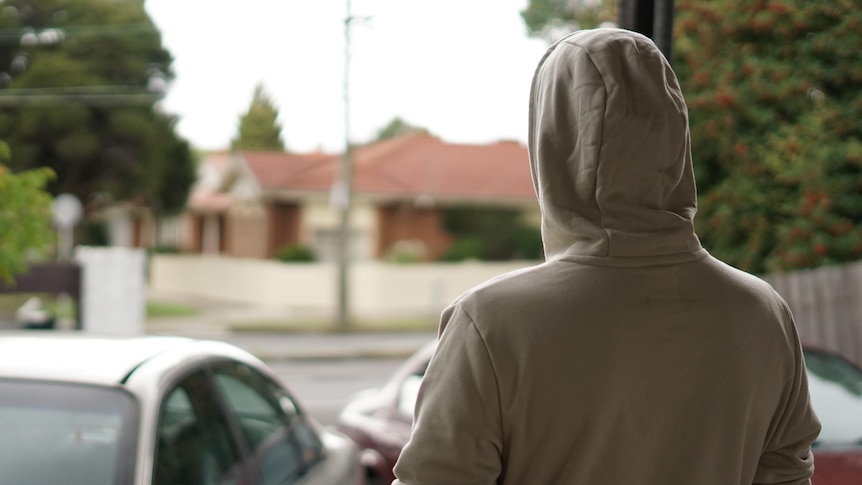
[337, 340, 862, 484]
[0, 333, 365, 485]
[336, 341, 434, 484]
[804, 345, 862, 483]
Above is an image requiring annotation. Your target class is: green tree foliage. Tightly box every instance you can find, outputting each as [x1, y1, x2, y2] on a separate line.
[0, 151, 55, 284]
[373, 117, 430, 142]
[521, 0, 618, 41]
[674, 1, 862, 272]
[0, 0, 194, 216]
[439, 205, 543, 261]
[231, 83, 285, 151]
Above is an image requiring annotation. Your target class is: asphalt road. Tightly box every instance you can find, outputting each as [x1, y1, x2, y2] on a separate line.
[267, 357, 406, 426]
[201, 331, 433, 426]
[180, 330, 435, 362]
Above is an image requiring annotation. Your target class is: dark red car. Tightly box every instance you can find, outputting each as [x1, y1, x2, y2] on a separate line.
[337, 341, 862, 484]
[336, 341, 433, 484]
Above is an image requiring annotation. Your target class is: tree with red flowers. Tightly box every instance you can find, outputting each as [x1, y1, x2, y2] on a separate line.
[674, 0, 862, 272]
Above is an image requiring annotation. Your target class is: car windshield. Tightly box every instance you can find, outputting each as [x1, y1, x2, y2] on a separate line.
[804, 349, 862, 448]
[0, 379, 137, 485]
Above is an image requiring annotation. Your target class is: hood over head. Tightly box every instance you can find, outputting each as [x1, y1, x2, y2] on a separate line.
[528, 28, 701, 261]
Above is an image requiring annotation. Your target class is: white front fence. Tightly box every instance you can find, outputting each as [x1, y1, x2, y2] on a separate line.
[149, 254, 862, 364]
[148, 255, 537, 319]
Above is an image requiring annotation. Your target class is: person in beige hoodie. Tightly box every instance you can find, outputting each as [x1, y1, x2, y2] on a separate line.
[392, 28, 821, 485]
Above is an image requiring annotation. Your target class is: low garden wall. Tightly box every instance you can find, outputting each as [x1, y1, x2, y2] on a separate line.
[148, 254, 537, 319]
[150, 254, 862, 364]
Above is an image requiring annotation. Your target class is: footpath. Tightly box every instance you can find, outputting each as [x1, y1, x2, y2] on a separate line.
[145, 289, 435, 362]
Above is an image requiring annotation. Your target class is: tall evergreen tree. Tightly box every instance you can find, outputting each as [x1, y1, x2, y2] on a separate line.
[0, 0, 195, 216]
[231, 83, 285, 151]
[373, 117, 430, 143]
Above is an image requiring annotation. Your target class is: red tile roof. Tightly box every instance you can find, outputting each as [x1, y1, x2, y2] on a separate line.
[240, 150, 337, 191]
[239, 133, 537, 202]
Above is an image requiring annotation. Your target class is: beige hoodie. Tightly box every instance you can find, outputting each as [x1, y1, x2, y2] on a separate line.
[392, 28, 820, 485]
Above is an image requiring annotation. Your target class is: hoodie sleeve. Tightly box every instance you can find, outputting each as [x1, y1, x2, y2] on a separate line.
[392, 304, 503, 485]
[753, 310, 821, 484]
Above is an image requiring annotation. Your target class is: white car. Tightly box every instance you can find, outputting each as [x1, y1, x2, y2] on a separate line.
[0, 333, 365, 485]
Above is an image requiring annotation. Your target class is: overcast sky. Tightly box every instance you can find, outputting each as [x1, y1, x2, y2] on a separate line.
[144, 0, 550, 153]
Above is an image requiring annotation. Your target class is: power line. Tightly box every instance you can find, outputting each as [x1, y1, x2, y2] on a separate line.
[0, 23, 158, 46]
[0, 93, 159, 107]
[0, 86, 160, 106]
[0, 86, 154, 95]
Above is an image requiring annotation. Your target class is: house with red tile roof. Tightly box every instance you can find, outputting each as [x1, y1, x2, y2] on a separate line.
[181, 132, 539, 261]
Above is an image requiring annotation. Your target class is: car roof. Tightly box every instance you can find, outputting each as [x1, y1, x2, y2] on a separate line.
[0, 332, 200, 386]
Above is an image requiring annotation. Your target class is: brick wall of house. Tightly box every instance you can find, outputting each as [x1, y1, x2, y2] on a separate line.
[129, 209, 156, 249]
[183, 213, 202, 252]
[226, 206, 269, 259]
[377, 204, 453, 261]
[267, 201, 301, 258]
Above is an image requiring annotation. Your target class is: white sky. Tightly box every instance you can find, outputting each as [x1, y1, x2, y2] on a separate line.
[144, 0, 550, 153]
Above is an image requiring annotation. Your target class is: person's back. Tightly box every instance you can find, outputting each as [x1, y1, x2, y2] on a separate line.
[392, 29, 820, 485]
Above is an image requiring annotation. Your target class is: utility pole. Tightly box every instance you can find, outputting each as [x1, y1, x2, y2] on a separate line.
[336, 0, 355, 330]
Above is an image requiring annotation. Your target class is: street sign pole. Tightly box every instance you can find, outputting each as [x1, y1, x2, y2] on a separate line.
[52, 193, 83, 261]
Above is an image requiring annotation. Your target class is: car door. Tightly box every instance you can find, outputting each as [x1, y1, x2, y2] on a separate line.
[208, 360, 326, 485]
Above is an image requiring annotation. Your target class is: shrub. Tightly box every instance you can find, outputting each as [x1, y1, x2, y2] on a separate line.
[384, 239, 428, 264]
[275, 244, 316, 263]
[438, 205, 543, 261]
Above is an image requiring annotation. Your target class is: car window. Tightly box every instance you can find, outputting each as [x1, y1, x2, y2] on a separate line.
[805, 349, 862, 448]
[153, 370, 245, 485]
[397, 360, 429, 418]
[0, 380, 136, 485]
[211, 362, 324, 485]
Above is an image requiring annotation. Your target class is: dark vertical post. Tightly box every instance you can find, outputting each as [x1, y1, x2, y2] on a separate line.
[618, 0, 675, 62]
[653, 0, 675, 61]
[618, 0, 654, 38]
